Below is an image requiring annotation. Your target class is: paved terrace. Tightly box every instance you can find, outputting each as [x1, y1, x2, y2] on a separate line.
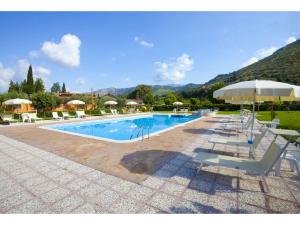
[0, 115, 299, 213]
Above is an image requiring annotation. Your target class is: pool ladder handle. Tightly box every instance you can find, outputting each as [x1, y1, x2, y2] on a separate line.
[130, 125, 150, 141]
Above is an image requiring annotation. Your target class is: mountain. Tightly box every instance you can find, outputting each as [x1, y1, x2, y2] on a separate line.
[93, 83, 201, 96]
[205, 39, 300, 87]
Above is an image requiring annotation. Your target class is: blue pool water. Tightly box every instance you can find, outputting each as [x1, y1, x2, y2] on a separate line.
[43, 114, 199, 142]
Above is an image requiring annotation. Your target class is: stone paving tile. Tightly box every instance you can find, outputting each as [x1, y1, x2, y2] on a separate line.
[51, 172, 77, 185]
[21, 175, 48, 189]
[79, 183, 106, 200]
[205, 195, 237, 213]
[213, 183, 238, 200]
[84, 170, 106, 181]
[139, 205, 163, 214]
[161, 182, 186, 197]
[14, 171, 40, 183]
[66, 178, 90, 191]
[168, 175, 191, 186]
[0, 191, 33, 212]
[267, 186, 295, 201]
[52, 194, 85, 213]
[93, 190, 121, 207]
[111, 180, 138, 194]
[148, 192, 177, 212]
[0, 179, 24, 200]
[239, 179, 261, 192]
[170, 199, 203, 214]
[141, 177, 165, 189]
[238, 190, 266, 208]
[268, 197, 300, 213]
[96, 174, 121, 187]
[6, 198, 47, 214]
[189, 178, 213, 193]
[44, 169, 67, 178]
[30, 180, 58, 196]
[153, 168, 175, 178]
[72, 203, 97, 213]
[238, 203, 268, 214]
[182, 188, 210, 205]
[111, 197, 142, 213]
[72, 166, 95, 176]
[128, 185, 155, 202]
[40, 187, 71, 204]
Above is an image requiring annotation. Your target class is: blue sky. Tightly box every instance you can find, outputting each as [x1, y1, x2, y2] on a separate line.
[0, 12, 299, 92]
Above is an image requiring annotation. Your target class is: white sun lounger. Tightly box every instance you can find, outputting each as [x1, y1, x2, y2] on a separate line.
[28, 113, 43, 122]
[0, 114, 18, 123]
[62, 112, 76, 120]
[193, 141, 283, 192]
[76, 110, 86, 118]
[52, 112, 63, 120]
[209, 128, 268, 158]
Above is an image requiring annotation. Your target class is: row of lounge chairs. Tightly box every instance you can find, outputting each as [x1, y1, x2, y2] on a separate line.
[192, 111, 300, 187]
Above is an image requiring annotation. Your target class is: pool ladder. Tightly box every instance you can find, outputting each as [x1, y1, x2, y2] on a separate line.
[130, 125, 150, 141]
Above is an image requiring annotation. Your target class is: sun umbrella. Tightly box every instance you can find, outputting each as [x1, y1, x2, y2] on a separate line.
[214, 80, 300, 142]
[126, 101, 138, 106]
[173, 101, 183, 106]
[3, 98, 32, 121]
[3, 98, 32, 105]
[66, 100, 85, 105]
[67, 100, 85, 110]
[104, 100, 118, 105]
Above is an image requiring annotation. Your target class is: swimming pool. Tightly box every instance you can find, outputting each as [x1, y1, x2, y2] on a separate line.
[41, 114, 201, 143]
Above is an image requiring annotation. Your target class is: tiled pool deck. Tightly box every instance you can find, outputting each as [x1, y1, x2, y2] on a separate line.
[0, 116, 300, 213]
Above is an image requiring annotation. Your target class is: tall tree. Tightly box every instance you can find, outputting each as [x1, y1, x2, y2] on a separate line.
[20, 79, 27, 93]
[164, 92, 177, 105]
[34, 78, 45, 92]
[26, 65, 34, 95]
[8, 80, 20, 93]
[62, 82, 66, 93]
[51, 82, 61, 93]
[128, 84, 154, 105]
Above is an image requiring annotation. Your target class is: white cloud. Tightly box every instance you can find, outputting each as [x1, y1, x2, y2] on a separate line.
[286, 36, 297, 45]
[242, 46, 277, 67]
[243, 57, 259, 67]
[41, 34, 81, 68]
[134, 36, 154, 48]
[29, 50, 40, 59]
[155, 53, 194, 83]
[75, 77, 86, 85]
[0, 59, 52, 92]
[0, 63, 15, 92]
[256, 47, 278, 58]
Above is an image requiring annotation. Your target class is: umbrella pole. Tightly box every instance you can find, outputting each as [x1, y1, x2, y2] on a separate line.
[249, 92, 256, 158]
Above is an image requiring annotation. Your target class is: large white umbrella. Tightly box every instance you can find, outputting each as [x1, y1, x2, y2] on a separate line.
[3, 98, 32, 121]
[104, 100, 118, 105]
[67, 100, 85, 110]
[126, 101, 138, 106]
[66, 100, 85, 105]
[3, 98, 32, 105]
[214, 80, 300, 142]
[173, 101, 183, 106]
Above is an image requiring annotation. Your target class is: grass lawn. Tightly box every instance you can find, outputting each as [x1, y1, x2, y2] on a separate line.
[218, 110, 300, 134]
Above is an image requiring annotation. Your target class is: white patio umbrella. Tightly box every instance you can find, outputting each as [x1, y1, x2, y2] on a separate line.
[104, 100, 118, 109]
[3, 98, 32, 121]
[3, 98, 32, 105]
[104, 100, 118, 105]
[173, 101, 183, 111]
[214, 80, 300, 142]
[66, 100, 85, 105]
[126, 101, 138, 106]
[67, 100, 85, 110]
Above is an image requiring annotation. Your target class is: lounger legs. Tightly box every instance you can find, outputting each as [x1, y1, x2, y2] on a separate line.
[288, 159, 300, 178]
[196, 163, 203, 174]
[261, 176, 270, 193]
